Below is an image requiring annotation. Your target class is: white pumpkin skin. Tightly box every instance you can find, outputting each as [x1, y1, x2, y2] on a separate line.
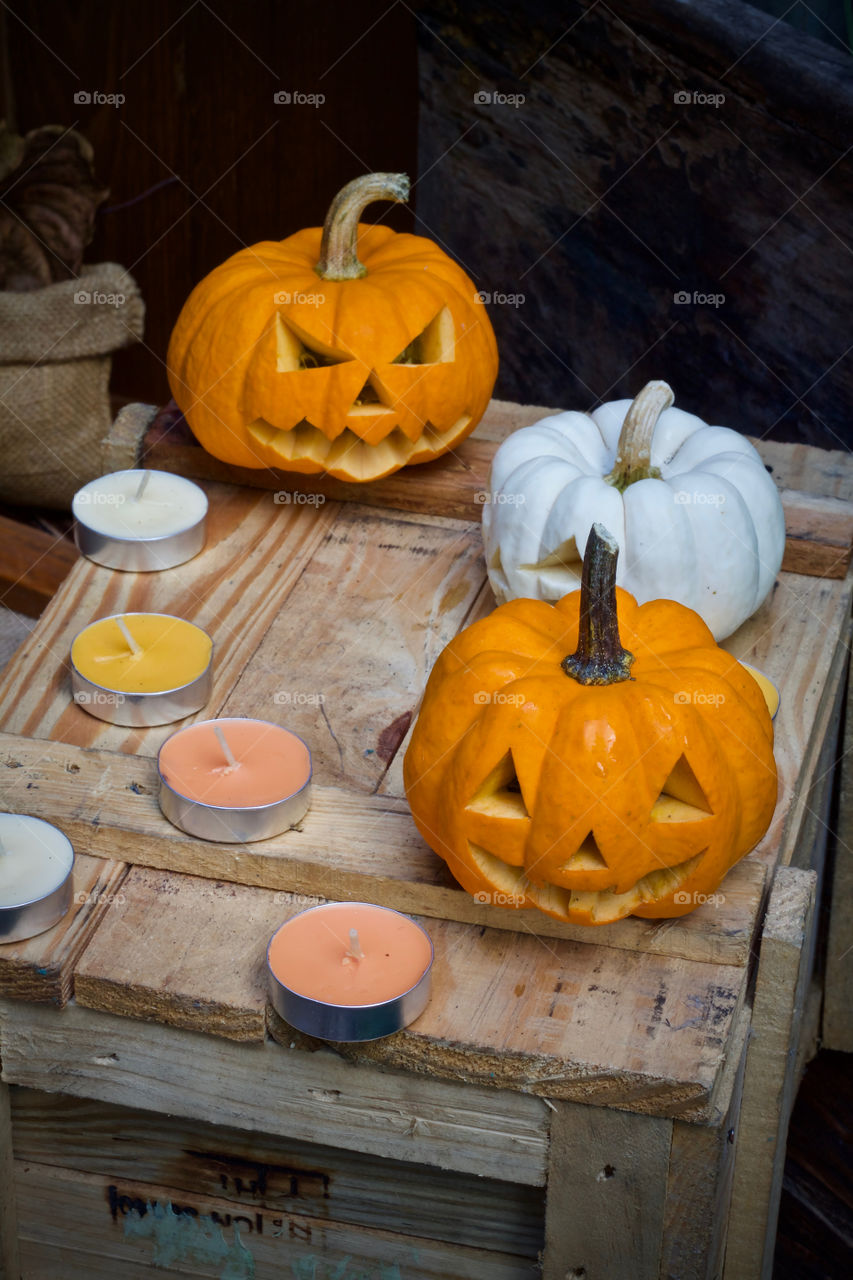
[483, 384, 786, 641]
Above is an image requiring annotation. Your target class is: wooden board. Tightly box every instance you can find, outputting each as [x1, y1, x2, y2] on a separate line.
[141, 401, 853, 577]
[14, 1162, 539, 1280]
[0, 1000, 550, 1187]
[0, 1082, 19, 1280]
[10, 1088, 545, 1258]
[0, 515, 78, 619]
[68, 863, 748, 1114]
[0, 730, 767, 968]
[724, 867, 818, 1280]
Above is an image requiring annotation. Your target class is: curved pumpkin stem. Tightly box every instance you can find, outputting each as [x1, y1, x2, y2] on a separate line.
[315, 172, 410, 281]
[562, 524, 634, 685]
[605, 380, 674, 491]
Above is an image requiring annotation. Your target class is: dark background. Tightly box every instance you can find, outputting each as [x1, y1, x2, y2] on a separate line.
[1, 0, 850, 449]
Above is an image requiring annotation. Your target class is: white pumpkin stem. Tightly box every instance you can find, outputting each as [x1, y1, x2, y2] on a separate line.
[606, 381, 674, 491]
[316, 172, 410, 281]
[562, 524, 634, 686]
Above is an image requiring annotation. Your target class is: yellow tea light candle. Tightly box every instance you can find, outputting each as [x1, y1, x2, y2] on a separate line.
[70, 613, 213, 727]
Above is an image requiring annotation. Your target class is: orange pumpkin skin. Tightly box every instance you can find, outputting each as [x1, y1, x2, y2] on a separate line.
[166, 183, 498, 482]
[403, 579, 777, 926]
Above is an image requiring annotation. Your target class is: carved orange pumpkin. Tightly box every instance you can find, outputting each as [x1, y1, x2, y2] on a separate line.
[403, 525, 777, 924]
[166, 173, 498, 482]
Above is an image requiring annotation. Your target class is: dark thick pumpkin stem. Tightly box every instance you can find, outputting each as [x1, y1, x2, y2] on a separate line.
[605, 380, 674, 491]
[562, 524, 634, 685]
[316, 172, 410, 281]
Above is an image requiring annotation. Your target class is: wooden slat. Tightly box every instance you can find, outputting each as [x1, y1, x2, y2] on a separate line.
[0, 1000, 550, 1186]
[15, 1162, 537, 1280]
[824, 659, 853, 1052]
[0, 480, 341, 755]
[11, 1088, 545, 1257]
[0, 853, 127, 1005]
[724, 867, 818, 1280]
[71, 864, 748, 1113]
[140, 401, 853, 576]
[0, 515, 78, 618]
[0, 731, 768, 967]
[0, 1082, 20, 1280]
[541, 1103, 671, 1280]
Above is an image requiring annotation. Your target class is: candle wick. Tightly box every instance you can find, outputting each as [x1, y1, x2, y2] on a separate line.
[134, 470, 152, 502]
[344, 927, 365, 962]
[213, 724, 239, 772]
[116, 616, 142, 656]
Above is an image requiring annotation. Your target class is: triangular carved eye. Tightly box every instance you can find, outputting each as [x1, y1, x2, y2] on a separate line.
[466, 751, 530, 820]
[391, 306, 454, 365]
[564, 833, 608, 870]
[275, 313, 354, 371]
[651, 755, 714, 822]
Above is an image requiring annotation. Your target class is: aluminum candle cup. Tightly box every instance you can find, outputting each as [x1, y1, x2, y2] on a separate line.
[70, 614, 213, 727]
[0, 814, 75, 943]
[267, 902, 434, 1042]
[72, 469, 208, 571]
[157, 718, 313, 842]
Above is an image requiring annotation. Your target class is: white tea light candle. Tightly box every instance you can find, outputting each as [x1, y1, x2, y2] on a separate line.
[72, 469, 208, 571]
[0, 814, 75, 943]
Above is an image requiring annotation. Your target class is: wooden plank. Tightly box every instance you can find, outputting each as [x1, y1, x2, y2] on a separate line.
[0, 852, 127, 1005]
[140, 402, 853, 576]
[0, 732, 767, 967]
[824, 660, 853, 1052]
[10, 1088, 545, 1257]
[0, 1081, 20, 1280]
[0, 514, 78, 618]
[541, 1103, 671, 1280]
[220, 502, 486, 793]
[724, 867, 818, 1280]
[0, 480, 341, 755]
[660, 1005, 750, 1280]
[0, 1000, 550, 1186]
[14, 1162, 537, 1280]
[52, 864, 746, 1113]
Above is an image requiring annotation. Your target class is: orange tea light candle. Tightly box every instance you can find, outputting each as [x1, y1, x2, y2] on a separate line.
[70, 613, 213, 726]
[268, 902, 434, 1042]
[158, 718, 312, 842]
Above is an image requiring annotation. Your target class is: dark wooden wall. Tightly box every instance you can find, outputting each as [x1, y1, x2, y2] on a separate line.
[0, 1, 418, 404]
[416, 0, 853, 450]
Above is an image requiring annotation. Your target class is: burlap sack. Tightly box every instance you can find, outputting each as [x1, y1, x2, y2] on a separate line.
[0, 262, 145, 508]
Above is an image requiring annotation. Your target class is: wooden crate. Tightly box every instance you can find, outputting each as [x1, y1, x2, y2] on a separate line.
[0, 401, 851, 1279]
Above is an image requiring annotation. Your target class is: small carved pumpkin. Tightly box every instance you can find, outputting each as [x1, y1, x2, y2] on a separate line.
[404, 525, 777, 924]
[167, 173, 498, 482]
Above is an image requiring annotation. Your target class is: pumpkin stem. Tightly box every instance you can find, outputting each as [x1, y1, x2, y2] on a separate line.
[562, 524, 634, 685]
[605, 380, 674, 491]
[315, 172, 410, 281]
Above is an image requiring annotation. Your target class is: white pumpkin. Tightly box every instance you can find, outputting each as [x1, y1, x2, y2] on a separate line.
[483, 381, 785, 640]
